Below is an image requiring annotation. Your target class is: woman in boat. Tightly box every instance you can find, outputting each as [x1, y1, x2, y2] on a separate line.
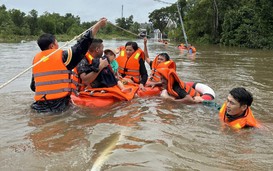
[116, 41, 148, 91]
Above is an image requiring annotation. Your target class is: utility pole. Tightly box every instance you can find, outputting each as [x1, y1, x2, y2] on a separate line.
[121, 5, 123, 18]
[154, 0, 189, 46]
[176, 2, 188, 47]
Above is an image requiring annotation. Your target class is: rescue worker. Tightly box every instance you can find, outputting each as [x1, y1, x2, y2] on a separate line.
[76, 39, 112, 89]
[30, 18, 107, 113]
[219, 87, 260, 129]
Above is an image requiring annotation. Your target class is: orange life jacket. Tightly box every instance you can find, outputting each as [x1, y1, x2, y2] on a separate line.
[116, 46, 145, 84]
[189, 46, 196, 53]
[156, 68, 200, 98]
[149, 55, 176, 82]
[73, 51, 94, 91]
[32, 49, 78, 101]
[219, 102, 260, 129]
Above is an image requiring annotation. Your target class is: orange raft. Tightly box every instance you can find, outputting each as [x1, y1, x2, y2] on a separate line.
[71, 85, 138, 108]
[136, 86, 161, 97]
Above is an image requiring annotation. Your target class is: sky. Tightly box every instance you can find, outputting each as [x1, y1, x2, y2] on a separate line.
[1, 0, 177, 23]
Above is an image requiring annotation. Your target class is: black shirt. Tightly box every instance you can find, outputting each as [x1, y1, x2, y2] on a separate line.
[173, 82, 188, 99]
[77, 56, 117, 88]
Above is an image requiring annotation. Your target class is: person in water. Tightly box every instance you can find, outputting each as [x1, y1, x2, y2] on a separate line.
[144, 37, 175, 69]
[143, 37, 176, 86]
[30, 18, 107, 113]
[187, 44, 196, 54]
[156, 68, 205, 104]
[219, 87, 260, 129]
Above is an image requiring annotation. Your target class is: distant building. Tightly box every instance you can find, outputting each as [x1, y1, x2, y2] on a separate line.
[138, 22, 153, 38]
[153, 29, 162, 40]
[138, 28, 147, 38]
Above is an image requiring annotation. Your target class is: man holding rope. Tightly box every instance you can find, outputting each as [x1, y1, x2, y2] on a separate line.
[30, 18, 107, 113]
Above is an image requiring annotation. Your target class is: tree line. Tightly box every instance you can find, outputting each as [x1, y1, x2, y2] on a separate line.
[150, 0, 273, 49]
[0, 4, 142, 42]
[1, 0, 273, 49]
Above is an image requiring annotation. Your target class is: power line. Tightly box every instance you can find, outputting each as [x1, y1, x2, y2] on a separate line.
[153, 0, 174, 5]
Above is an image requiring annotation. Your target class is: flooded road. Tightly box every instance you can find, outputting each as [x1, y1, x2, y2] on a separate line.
[1, 39, 273, 171]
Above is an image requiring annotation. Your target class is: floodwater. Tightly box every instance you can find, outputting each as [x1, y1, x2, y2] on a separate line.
[1, 39, 273, 171]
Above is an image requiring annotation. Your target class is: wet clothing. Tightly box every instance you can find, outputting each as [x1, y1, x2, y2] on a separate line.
[156, 68, 200, 99]
[30, 30, 94, 113]
[116, 47, 148, 85]
[77, 56, 117, 88]
[137, 58, 148, 85]
[148, 61, 153, 69]
[149, 56, 176, 82]
[173, 82, 188, 99]
[32, 49, 78, 101]
[110, 60, 119, 74]
[219, 102, 260, 129]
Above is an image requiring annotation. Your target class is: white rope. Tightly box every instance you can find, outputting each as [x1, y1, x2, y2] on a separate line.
[0, 26, 94, 90]
[107, 21, 139, 37]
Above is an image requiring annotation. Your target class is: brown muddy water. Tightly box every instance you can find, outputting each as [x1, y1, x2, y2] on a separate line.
[0, 39, 273, 171]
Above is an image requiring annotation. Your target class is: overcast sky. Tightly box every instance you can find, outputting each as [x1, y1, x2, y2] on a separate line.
[1, 0, 176, 23]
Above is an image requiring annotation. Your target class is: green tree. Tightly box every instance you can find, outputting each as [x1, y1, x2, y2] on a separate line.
[26, 9, 39, 35]
[116, 15, 134, 30]
[63, 13, 81, 34]
[148, 7, 171, 33]
[148, 0, 186, 39]
[221, 0, 273, 49]
[38, 12, 56, 34]
[0, 5, 14, 35]
[9, 9, 30, 35]
[130, 22, 140, 34]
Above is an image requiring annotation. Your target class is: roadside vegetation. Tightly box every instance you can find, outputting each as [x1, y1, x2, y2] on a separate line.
[1, 0, 273, 49]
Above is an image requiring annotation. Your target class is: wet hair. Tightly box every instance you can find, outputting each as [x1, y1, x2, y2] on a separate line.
[37, 33, 56, 50]
[125, 41, 138, 51]
[229, 87, 253, 106]
[89, 39, 103, 52]
[158, 53, 170, 61]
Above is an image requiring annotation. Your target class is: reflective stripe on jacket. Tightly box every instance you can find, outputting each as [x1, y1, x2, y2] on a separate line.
[33, 49, 77, 101]
[149, 55, 176, 82]
[72, 51, 94, 91]
[116, 46, 144, 83]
